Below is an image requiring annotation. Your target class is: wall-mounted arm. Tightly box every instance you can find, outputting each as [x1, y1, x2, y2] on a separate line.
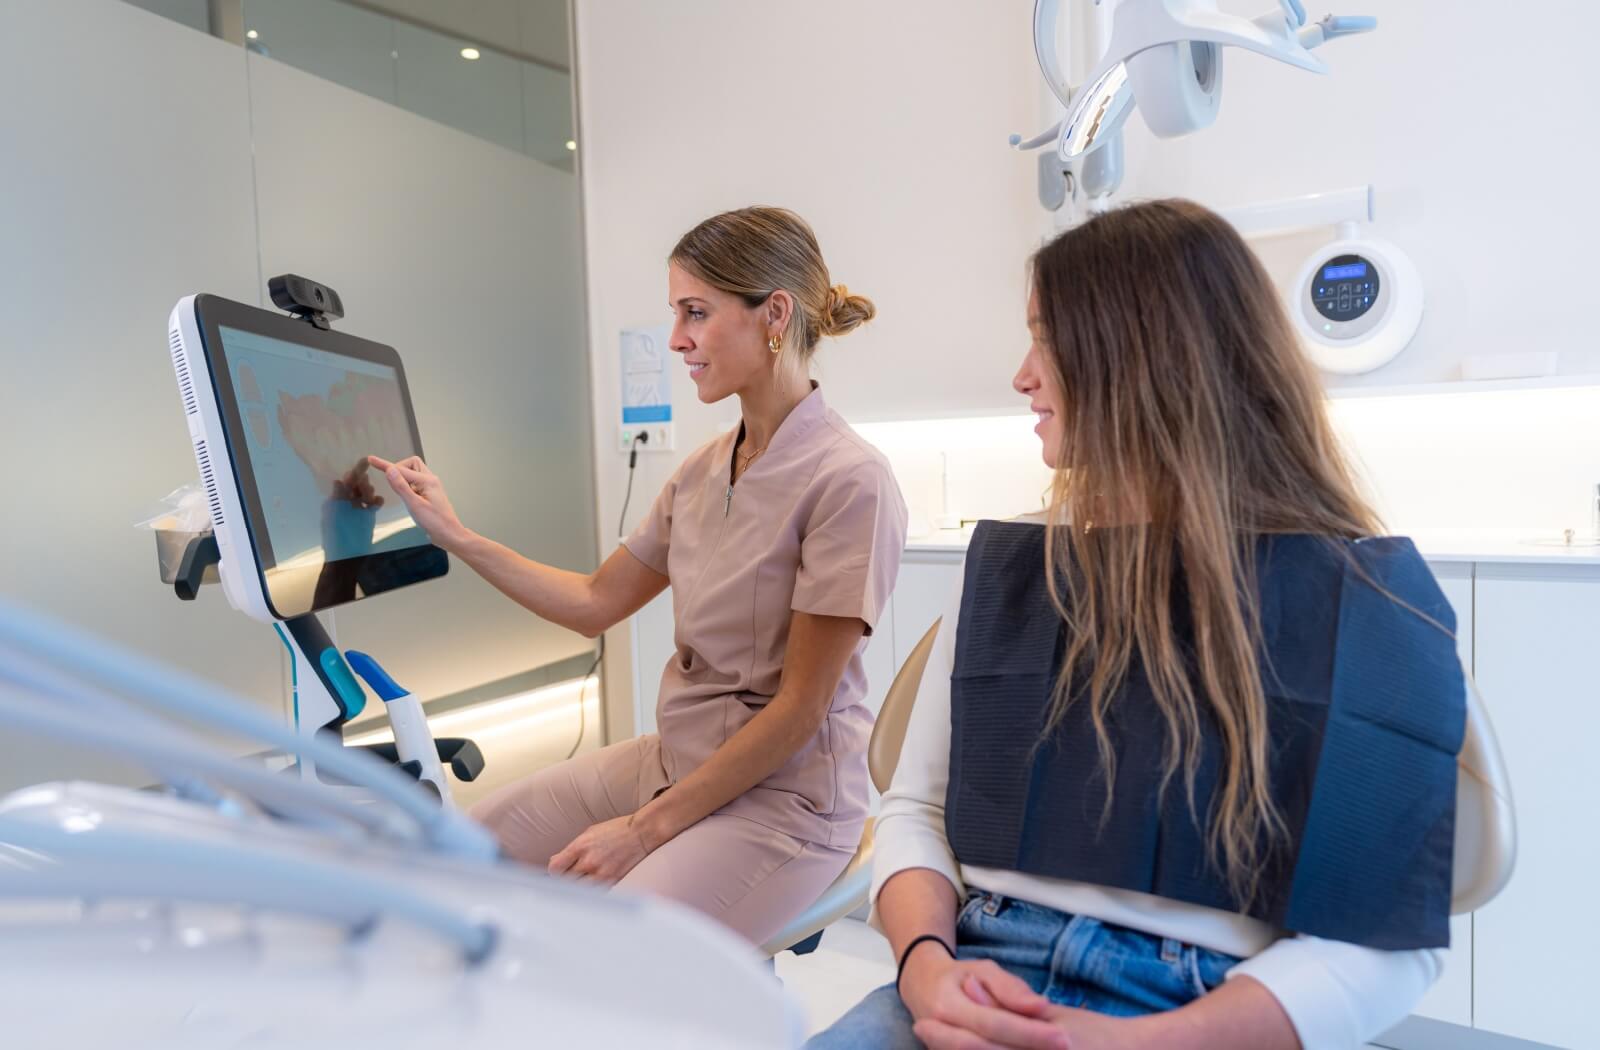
[1299, 14, 1377, 50]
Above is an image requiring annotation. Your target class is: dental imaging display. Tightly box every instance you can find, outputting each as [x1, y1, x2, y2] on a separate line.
[198, 298, 446, 617]
[224, 325, 416, 561]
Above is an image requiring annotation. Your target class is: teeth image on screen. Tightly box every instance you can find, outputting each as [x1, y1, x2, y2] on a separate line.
[221, 326, 426, 569]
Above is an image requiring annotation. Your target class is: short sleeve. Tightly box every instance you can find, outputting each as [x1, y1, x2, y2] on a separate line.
[790, 458, 908, 635]
[621, 470, 677, 577]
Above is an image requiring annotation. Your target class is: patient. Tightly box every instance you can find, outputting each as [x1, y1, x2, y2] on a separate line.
[809, 199, 1465, 1050]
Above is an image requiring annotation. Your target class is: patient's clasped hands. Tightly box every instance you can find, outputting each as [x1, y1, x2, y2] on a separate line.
[902, 950, 1158, 1050]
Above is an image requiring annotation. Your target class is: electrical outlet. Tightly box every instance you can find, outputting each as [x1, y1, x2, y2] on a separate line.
[619, 424, 674, 452]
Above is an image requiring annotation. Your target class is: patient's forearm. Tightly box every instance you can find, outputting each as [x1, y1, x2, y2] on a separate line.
[876, 868, 961, 970]
[1139, 975, 1301, 1050]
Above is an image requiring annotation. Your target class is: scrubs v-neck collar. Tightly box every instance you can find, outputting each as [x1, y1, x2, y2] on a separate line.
[728, 382, 827, 489]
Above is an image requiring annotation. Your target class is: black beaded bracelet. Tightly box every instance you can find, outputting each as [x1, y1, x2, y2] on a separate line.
[896, 934, 956, 994]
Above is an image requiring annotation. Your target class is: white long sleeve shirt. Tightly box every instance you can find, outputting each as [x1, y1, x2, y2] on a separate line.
[870, 557, 1445, 1049]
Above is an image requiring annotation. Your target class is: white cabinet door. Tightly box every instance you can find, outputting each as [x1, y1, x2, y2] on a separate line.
[877, 554, 960, 815]
[1408, 562, 1474, 1028]
[1470, 565, 1600, 1050]
[890, 556, 963, 669]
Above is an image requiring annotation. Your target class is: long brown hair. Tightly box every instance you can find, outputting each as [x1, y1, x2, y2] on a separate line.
[1032, 198, 1381, 907]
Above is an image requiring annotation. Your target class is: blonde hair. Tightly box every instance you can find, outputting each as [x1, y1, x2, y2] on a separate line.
[670, 207, 874, 377]
[1031, 199, 1385, 909]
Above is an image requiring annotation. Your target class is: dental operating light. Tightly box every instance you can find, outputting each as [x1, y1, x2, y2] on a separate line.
[1013, 0, 1376, 199]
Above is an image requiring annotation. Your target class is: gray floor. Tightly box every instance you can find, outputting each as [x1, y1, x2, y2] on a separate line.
[773, 918, 894, 1037]
[1375, 1017, 1561, 1050]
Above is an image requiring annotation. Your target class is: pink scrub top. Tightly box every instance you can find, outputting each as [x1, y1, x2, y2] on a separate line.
[623, 386, 908, 850]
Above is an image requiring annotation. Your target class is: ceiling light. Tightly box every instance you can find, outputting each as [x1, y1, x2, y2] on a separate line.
[565, 140, 577, 151]
[460, 47, 481, 60]
[246, 29, 258, 39]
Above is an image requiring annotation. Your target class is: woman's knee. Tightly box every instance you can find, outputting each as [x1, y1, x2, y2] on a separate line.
[468, 774, 569, 866]
[715, 841, 853, 943]
[470, 738, 654, 865]
[617, 821, 849, 945]
[805, 984, 919, 1050]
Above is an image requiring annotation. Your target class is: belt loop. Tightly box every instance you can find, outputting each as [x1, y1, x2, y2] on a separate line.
[1160, 937, 1183, 964]
[982, 894, 1003, 916]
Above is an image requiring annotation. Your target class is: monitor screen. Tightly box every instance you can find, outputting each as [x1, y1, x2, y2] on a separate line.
[194, 294, 447, 618]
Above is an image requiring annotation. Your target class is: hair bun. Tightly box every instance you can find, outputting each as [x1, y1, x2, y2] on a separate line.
[820, 283, 876, 337]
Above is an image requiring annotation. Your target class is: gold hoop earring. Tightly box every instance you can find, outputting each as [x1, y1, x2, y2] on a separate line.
[768, 335, 782, 354]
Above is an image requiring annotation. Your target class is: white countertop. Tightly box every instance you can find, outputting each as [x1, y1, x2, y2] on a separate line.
[905, 528, 1600, 567]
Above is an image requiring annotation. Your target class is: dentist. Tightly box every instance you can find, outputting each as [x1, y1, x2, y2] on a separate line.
[373, 206, 908, 946]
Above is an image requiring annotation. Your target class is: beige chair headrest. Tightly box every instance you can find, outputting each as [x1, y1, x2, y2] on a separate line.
[869, 619, 941, 794]
[1452, 663, 1517, 914]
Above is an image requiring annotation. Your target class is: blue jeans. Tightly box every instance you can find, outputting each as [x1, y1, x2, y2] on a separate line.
[806, 891, 1241, 1049]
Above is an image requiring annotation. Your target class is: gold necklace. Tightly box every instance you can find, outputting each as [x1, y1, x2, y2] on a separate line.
[731, 445, 766, 491]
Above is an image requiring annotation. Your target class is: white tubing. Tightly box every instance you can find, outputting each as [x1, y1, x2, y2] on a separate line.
[0, 817, 497, 965]
[0, 688, 393, 840]
[0, 600, 495, 860]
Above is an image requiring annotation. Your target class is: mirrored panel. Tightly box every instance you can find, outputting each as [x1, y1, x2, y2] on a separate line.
[121, 0, 577, 171]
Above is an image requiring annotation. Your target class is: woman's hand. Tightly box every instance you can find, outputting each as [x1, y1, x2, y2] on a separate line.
[1029, 1005, 1159, 1050]
[960, 979, 1289, 1050]
[368, 455, 470, 552]
[961, 977, 1162, 1050]
[333, 459, 385, 510]
[900, 948, 1070, 1050]
[547, 815, 652, 884]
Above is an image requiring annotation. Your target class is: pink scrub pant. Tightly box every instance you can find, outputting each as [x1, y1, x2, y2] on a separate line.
[470, 734, 854, 947]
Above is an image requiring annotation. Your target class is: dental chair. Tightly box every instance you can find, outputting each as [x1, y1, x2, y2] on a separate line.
[762, 619, 942, 958]
[0, 600, 804, 1049]
[762, 625, 1516, 957]
[1451, 667, 1517, 913]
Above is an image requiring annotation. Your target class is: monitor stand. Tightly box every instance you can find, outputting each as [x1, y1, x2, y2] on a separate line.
[170, 533, 481, 803]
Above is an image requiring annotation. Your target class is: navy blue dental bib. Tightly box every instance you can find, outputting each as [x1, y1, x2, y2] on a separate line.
[945, 521, 1465, 950]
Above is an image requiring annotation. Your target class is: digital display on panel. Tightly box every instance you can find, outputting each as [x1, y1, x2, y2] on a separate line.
[1322, 261, 1369, 281]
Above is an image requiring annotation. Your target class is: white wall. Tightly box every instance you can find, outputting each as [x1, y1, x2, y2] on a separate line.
[572, 0, 1045, 736]
[857, 379, 1600, 553]
[1112, 0, 1600, 388]
[0, 0, 595, 789]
